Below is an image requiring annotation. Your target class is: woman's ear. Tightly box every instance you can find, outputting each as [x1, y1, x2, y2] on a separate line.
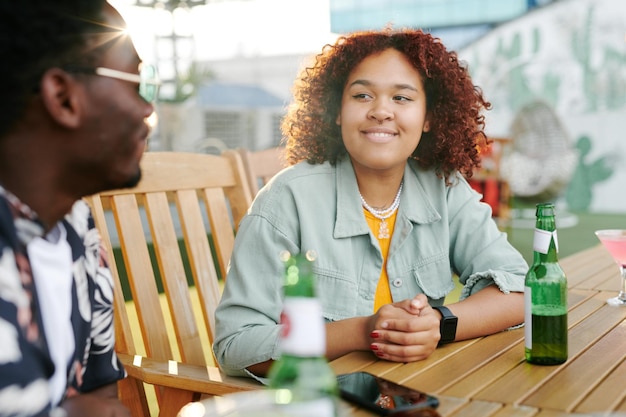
[336, 113, 341, 125]
[423, 117, 430, 133]
[39, 68, 82, 129]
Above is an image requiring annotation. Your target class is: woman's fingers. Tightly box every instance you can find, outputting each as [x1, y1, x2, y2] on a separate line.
[391, 293, 429, 315]
[370, 337, 437, 362]
[372, 316, 440, 344]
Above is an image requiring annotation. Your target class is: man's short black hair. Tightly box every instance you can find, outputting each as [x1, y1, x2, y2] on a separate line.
[0, 0, 108, 137]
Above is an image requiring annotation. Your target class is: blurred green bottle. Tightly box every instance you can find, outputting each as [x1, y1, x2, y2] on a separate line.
[268, 250, 339, 416]
[524, 203, 568, 365]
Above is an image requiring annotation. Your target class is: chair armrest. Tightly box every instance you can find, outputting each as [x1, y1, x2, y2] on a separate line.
[117, 353, 262, 396]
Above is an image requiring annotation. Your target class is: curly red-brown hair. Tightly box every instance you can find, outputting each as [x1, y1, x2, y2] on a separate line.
[282, 28, 491, 181]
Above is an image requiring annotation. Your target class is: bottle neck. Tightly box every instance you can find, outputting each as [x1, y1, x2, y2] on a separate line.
[284, 275, 315, 297]
[532, 215, 559, 264]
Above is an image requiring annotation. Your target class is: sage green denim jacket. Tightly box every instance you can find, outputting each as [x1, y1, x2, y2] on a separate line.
[213, 157, 527, 377]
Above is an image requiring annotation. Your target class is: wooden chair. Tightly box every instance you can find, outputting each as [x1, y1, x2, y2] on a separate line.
[84, 151, 260, 417]
[235, 146, 287, 196]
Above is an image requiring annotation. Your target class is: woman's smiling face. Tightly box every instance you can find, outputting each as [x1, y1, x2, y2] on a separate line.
[336, 48, 430, 175]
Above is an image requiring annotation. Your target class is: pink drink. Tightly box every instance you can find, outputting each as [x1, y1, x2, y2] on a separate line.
[596, 230, 626, 266]
[595, 229, 626, 306]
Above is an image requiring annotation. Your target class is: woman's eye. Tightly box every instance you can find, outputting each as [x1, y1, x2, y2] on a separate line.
[394, 95, 412, 102]
[352, 93, 371, 100]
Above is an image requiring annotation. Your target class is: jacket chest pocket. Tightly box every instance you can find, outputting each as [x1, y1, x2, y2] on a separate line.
[410, 254, 455, 301]
[314, 269, 360, 321]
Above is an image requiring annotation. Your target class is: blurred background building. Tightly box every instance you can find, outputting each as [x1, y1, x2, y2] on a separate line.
[329, 0, 555, 50]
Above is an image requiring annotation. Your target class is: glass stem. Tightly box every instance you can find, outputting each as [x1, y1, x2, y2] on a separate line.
[619, 265, 626, 302]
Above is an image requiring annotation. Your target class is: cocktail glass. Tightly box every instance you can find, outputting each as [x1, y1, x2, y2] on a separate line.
[595, 229, 626, 306]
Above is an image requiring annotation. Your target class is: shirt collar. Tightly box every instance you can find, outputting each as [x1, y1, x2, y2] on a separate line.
[0, 185, 46, 245]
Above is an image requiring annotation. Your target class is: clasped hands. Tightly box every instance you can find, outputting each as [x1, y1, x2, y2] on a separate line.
[367, 294, 441, 362]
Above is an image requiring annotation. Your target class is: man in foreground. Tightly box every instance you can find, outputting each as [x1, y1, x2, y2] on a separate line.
[0, 1, 157, 415]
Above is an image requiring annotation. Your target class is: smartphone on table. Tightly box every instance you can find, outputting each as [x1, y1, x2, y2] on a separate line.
[337, 371, 439, 416]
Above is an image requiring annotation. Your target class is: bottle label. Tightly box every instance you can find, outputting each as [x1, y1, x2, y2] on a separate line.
[533, 229, 559, 254]
[524, 286, 532, 349]
[280, 297, 325, 356]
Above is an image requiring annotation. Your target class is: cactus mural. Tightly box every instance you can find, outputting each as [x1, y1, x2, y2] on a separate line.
[565, 135, 616, 211]
[460, 0, 626, 213]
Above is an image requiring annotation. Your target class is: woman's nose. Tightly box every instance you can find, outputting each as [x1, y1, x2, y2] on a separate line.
[367, 100, 393, 123]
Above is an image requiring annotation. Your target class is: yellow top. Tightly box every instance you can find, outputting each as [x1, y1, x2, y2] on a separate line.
[363, 209, 398, 312]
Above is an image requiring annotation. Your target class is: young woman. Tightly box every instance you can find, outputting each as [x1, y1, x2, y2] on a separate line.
[214, 28, 528, 379]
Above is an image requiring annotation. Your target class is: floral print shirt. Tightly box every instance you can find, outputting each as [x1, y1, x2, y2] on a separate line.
[0, 188, 125, 417]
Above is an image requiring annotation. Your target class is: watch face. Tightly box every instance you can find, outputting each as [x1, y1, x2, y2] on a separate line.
[441, 317, 458, 341]
[436, 307, 458, 343]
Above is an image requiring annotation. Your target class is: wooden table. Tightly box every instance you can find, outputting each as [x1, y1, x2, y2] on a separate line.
[331, 244, 626, 417]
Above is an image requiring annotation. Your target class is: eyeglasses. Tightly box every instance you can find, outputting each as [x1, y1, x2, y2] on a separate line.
[66, 64, 161, 103]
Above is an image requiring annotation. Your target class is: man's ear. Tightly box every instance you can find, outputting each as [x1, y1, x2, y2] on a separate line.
[39, 68, 82, 129]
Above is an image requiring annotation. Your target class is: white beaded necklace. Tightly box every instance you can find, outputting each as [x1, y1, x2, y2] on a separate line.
[359, 181, 403, 239]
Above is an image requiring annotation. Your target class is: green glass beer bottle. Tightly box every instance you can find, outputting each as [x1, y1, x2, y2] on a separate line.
[268, 250, 339, 416]
[524, 203, 568, 365]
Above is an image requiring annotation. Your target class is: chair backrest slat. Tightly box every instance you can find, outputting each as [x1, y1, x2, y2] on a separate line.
[236, 147, 286, 196]
[111, 193, 175, 362]
[144, 191, 206, 366]
[88, 193, 137, 355]
[175, 188, 221, 351]
[202, 187, 235, 279]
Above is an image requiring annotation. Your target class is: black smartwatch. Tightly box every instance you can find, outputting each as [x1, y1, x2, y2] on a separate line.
[433, 306, 458, 345]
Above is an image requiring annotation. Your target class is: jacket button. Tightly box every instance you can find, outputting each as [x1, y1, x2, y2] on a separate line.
[392, 279, 403, 288]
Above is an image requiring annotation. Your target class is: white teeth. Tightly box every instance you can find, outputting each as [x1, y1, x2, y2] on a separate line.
[368, 132, 393, 137]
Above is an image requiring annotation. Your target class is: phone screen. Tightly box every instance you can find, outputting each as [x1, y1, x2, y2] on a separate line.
[337, 372, 439, 416]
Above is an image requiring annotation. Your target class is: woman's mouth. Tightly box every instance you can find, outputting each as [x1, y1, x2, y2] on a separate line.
[362, 129, 397, 143]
